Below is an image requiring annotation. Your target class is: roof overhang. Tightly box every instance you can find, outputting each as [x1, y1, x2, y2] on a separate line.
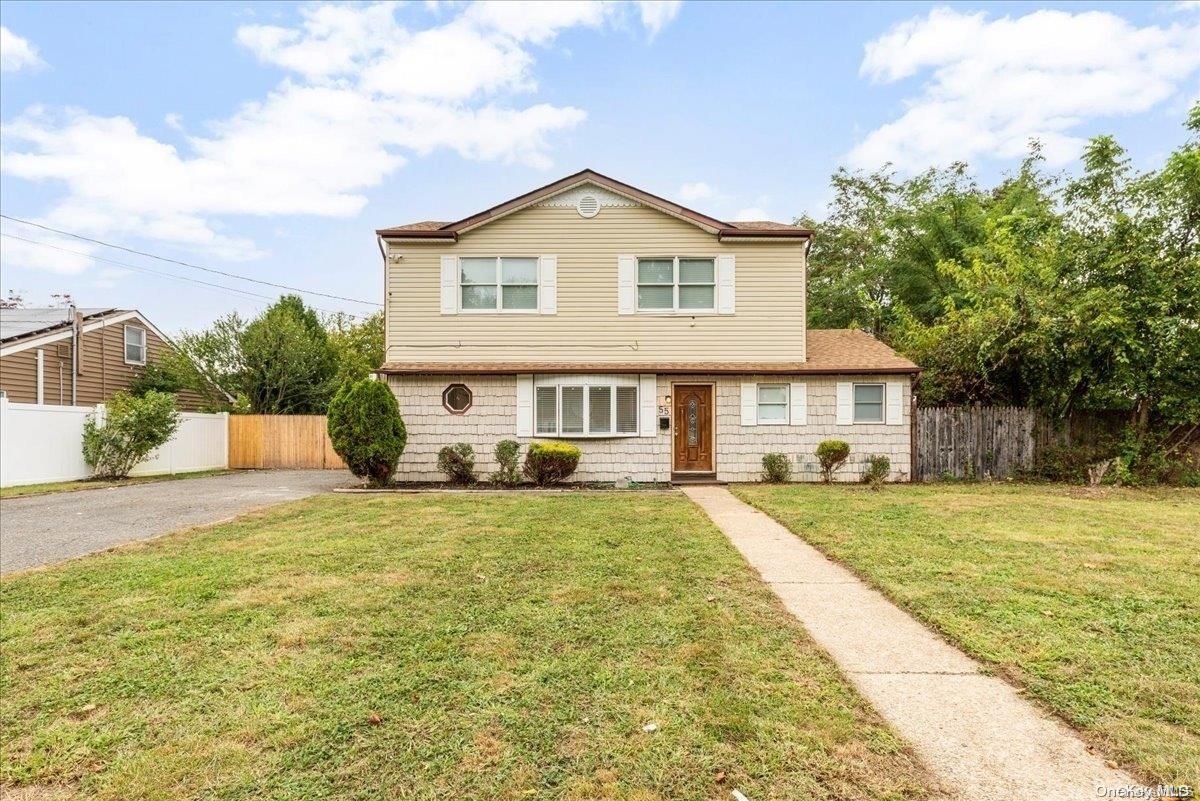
[0, 309, 167, 357]
[378, 361, 919, 376]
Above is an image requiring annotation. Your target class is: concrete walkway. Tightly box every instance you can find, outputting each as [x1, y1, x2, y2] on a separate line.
[683, 486, 1135, 801]
[1, 469, 348, 574]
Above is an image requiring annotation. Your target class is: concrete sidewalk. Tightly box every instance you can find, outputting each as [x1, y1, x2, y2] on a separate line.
[683, 485, 1134, 801]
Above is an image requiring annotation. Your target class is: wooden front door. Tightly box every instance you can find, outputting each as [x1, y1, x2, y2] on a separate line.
[673, 384, 714, 473]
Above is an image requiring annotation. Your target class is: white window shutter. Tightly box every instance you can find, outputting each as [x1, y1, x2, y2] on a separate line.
[886, 381, 904, 425]
[741, 382, 757, 426]
[538, 255, 557, 315]
[835, 382, 853, 425]
[717, 254, 735, 314]
[617, 255, 636, 315]
[440, 255, 458, 315]
[516, 374, 534, 436]
[639, 374, 657, 437]
[789, 381, 807, 426]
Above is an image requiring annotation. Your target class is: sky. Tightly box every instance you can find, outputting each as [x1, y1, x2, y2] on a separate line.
[1, 0, 1197, 332]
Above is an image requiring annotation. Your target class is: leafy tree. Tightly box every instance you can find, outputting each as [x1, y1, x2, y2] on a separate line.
[326, 310, 384, 385]
[82, 391, 180, 479]
[240, 295, 339, 414]
[327, 379, 407, 487]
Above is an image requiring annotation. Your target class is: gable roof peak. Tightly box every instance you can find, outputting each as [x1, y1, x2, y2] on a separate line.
[377, 169, 814, 242]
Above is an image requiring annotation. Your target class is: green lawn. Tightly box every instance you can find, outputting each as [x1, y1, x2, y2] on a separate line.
[0, 493, 931, 801]
[0, 470, 232, 500]
[732, 483, 1200, 784]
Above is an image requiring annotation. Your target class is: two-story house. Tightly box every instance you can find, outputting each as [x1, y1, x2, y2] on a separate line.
[376, 170, 918, 483]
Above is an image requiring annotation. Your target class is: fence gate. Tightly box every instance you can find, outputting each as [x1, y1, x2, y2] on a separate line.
[228, 415, 346, 469]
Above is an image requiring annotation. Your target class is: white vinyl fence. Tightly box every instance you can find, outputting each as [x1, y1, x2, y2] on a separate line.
[0, 398, 228, 488]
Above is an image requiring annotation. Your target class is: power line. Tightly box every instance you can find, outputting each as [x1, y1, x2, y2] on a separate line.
[0, 214, 381, 307]
[0, 232, 344, 315]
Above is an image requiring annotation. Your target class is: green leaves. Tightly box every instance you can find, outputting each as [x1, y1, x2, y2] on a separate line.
[82, 390, 181, 478]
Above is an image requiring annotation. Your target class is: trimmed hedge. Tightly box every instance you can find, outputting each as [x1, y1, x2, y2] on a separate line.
[523, 441, 581, 486]
[816, 439, 850, 484]
[327, 379, 406, 487]
[437, 443, 477, 485]
[761, 453, 792, 483]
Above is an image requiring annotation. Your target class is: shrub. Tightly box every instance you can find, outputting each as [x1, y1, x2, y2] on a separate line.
[523, 441, 581, 486]
[437, 443, 477, 485]
[862, 454, 891, 488]
[82, 391, 180, 479]
[327, 379, 407, 487]
[492, 439, 521, 486]
[761, 453, 792, 483]
[816, 439, 850, 483]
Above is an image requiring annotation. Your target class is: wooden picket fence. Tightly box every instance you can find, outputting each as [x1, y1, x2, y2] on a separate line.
[228, 414, 346, 470]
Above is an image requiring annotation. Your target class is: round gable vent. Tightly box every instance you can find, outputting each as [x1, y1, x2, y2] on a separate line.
[576, 194, 600, 218]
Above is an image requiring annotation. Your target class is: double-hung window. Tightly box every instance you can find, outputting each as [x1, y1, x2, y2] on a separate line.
[853, 383, 885, 423]
[460, 257, 538, 312]
[757, 384, 789, 423]
[124, 325, 146, 365]
[534, 378, 639, 437]
[637, 257, 715, 312]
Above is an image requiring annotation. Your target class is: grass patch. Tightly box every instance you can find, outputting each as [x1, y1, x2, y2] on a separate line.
[0, 470, 232, 500]
[0, 493, 932, 800]
[732, 482, 1200, 783]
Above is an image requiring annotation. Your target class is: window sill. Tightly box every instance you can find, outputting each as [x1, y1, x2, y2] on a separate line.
[633, 309, 721, 316]
[533, 433, 642, 440]
[459, 309, 543, 315]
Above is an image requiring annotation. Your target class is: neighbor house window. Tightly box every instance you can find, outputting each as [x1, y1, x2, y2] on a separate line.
[534, 378, 639, 437]
[853, 383, 885, 423]
[124, 325, 146, 365]
[460, 257, 538, 312]
[757, 384, 788, 423]
[637, 257, 715, 312]
[442, 383, 473, 414]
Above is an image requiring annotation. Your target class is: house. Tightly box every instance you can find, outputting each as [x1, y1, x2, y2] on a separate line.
[376, 169, 918, 483]
[0, 306, 208, 410]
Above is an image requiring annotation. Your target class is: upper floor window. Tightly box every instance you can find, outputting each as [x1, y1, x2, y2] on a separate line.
[460, 257, 538, 312]
[853, 383, 884, 423]
[124, 325, 146, 365]
[637, 257, 715, 312]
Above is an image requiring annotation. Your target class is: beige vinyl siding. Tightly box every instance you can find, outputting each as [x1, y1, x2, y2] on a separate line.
[385, 204, 807, 365]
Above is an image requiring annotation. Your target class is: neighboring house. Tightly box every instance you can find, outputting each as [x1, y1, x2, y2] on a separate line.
[376, 169, 919, 483]
[0, 307, 208, 410]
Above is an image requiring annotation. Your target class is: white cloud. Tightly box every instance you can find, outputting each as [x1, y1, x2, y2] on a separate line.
[0, 222, 96, 275]
[677, 181, 714, 202]
[1, 2, 679, 273]
[734, 207, 769, 221]
[1, 27, 44, 73]
[848, 7, 1200, 171]
[637, 1, 683, 37]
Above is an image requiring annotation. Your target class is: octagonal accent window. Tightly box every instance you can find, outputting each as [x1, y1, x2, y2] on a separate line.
[442, 383, 473, 414]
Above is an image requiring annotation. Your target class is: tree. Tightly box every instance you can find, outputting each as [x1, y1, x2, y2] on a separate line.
[327, 379, 407, 487]
[82, 391, 180, 479]
[240, 295, 339, 414]
[326, 310, 384, 385]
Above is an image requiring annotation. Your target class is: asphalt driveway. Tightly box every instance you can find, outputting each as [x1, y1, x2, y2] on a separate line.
[0, 469, 349, 574]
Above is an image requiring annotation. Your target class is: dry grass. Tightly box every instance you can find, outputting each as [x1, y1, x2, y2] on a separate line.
[0, 471, 231, 500]
[1, 493, 933, 800]
[733, 482, 1200, 784]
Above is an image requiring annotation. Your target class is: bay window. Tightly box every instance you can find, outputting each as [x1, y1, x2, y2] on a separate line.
[534, 377, 639, 437]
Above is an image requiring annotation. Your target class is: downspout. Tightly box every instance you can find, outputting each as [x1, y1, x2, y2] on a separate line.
[376, 235, 389, 381]
[70, 304, 80, 405]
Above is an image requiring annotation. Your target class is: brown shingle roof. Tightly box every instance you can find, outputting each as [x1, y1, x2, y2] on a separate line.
[377, 330, 918, 375]
[376, 169, 813, 240]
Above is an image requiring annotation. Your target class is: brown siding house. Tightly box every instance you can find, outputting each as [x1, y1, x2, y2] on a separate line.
[0, 307, 210, 409]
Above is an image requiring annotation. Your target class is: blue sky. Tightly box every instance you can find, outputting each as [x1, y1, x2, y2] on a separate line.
[2, 1, 1197, 331]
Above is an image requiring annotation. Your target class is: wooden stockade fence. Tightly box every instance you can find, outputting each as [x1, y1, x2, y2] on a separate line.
[914, 406, 1131, 481]
[915, 406, 1037, 481]
[228, 415, 346, 470]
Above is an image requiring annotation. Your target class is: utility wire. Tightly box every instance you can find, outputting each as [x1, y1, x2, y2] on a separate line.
[0, 214, 381, 307]
[0, 232, 344, 315]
